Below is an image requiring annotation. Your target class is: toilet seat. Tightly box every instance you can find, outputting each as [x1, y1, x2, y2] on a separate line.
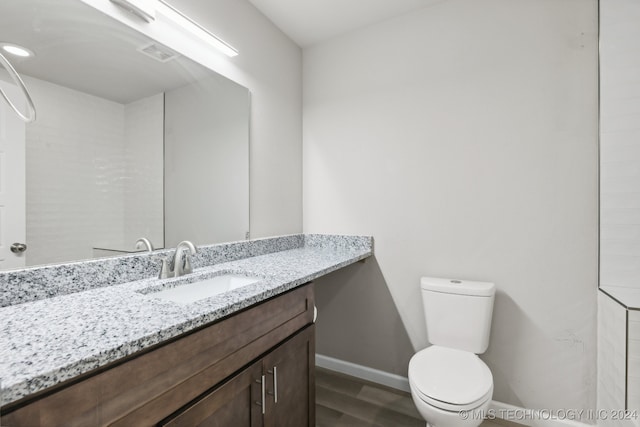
[409, 345, 493, 411]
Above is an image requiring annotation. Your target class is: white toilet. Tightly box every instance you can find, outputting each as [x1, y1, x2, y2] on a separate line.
[408, 277, 496, 427]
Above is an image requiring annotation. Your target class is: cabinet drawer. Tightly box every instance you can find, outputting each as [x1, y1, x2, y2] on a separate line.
[2, 284, 314, 427]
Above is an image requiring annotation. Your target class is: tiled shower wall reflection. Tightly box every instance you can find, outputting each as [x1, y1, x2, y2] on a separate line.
[123, 94, 164, 252]
[25, 76, 163, 266]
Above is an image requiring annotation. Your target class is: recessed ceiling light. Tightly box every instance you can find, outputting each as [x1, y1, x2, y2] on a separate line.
[0, 43, 34, 58]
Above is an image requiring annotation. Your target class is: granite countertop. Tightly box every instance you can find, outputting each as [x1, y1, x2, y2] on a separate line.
[0, 235, 372, 407]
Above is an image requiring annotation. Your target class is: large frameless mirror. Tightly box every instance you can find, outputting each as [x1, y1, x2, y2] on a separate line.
[0, 0, 250, 270]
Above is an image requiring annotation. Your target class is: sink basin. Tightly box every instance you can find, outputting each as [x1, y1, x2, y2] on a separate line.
[148, 274, 262, 304]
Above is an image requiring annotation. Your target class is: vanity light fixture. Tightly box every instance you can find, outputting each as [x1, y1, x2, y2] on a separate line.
[0, 50, 37, 122]
[0, 43, 34, 58]
[110, 0, 156, 23]
[110, 0, 238, 58]
[156, 1, 238, 58]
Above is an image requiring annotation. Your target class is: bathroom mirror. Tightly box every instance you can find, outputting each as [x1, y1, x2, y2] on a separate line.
[0, 0, 250, 270]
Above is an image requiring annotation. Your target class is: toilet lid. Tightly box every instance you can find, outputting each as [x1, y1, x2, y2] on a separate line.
[409, 346, 493, 407]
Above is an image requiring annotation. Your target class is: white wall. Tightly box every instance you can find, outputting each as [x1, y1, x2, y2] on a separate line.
[304, 0, 598, 414]
[155, 0, 303, 238]
[600, 0, 640, 289]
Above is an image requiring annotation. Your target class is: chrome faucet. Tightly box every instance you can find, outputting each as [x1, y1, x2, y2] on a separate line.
[173, 240, 197, 277]
[135, 237, 154, 252]
[159, 240, 198, 278]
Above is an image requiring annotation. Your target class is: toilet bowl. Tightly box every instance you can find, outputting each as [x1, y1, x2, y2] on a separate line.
[409, 277, 496, 427]
[409, 346, 493, 427]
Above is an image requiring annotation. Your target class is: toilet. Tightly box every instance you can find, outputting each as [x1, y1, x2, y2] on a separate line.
[408, 277, 496, 427]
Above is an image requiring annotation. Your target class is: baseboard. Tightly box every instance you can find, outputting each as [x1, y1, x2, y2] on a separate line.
[315, 353, 411, 393]
[488, 401, 593, 427]
[315, 354, 593, 427]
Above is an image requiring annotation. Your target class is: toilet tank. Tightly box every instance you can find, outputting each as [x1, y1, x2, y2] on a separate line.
[421, 277, 495, 354]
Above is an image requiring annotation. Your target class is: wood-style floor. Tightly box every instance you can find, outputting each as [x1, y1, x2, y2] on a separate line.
[316, 367, 506, 427]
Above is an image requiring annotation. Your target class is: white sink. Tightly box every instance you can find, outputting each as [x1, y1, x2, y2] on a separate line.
[149, 274, 261, 304]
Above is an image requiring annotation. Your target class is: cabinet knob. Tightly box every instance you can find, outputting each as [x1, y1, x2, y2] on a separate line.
[267, 366, 278, 403]
[10, 242, 27, 254]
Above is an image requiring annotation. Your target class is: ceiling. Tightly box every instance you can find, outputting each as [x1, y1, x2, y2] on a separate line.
[247, 0, 442, 47]
[0, 0, 441, 103]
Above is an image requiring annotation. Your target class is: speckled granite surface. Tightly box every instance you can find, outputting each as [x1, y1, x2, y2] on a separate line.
[0, 234, 305, 308]
[0, 234, 372, 406]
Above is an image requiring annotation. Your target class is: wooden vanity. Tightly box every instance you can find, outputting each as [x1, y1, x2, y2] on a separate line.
[1, 284, 315, 427]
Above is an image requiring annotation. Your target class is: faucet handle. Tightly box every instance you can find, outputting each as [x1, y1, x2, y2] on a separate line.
[183, 256, 193, 275]
[159, 259, 172, 279]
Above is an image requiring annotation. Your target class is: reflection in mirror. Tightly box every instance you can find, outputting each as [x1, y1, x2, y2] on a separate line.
[0, 0, 250, 271]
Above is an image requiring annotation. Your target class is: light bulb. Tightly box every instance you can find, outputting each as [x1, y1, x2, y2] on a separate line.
[1, 44, 34, 58]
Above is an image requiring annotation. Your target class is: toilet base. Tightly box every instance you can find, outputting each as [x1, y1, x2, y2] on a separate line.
[409, 381, 492, 427]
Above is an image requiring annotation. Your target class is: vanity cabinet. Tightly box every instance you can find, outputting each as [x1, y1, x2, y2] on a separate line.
[1, 284, 315, 427]
[261, 327, 314, 427]
[161, 325, 314, 427]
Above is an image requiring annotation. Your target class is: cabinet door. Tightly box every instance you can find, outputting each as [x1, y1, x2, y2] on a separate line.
[161, 361, 264, 427]
[263, 325, 315, 427]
